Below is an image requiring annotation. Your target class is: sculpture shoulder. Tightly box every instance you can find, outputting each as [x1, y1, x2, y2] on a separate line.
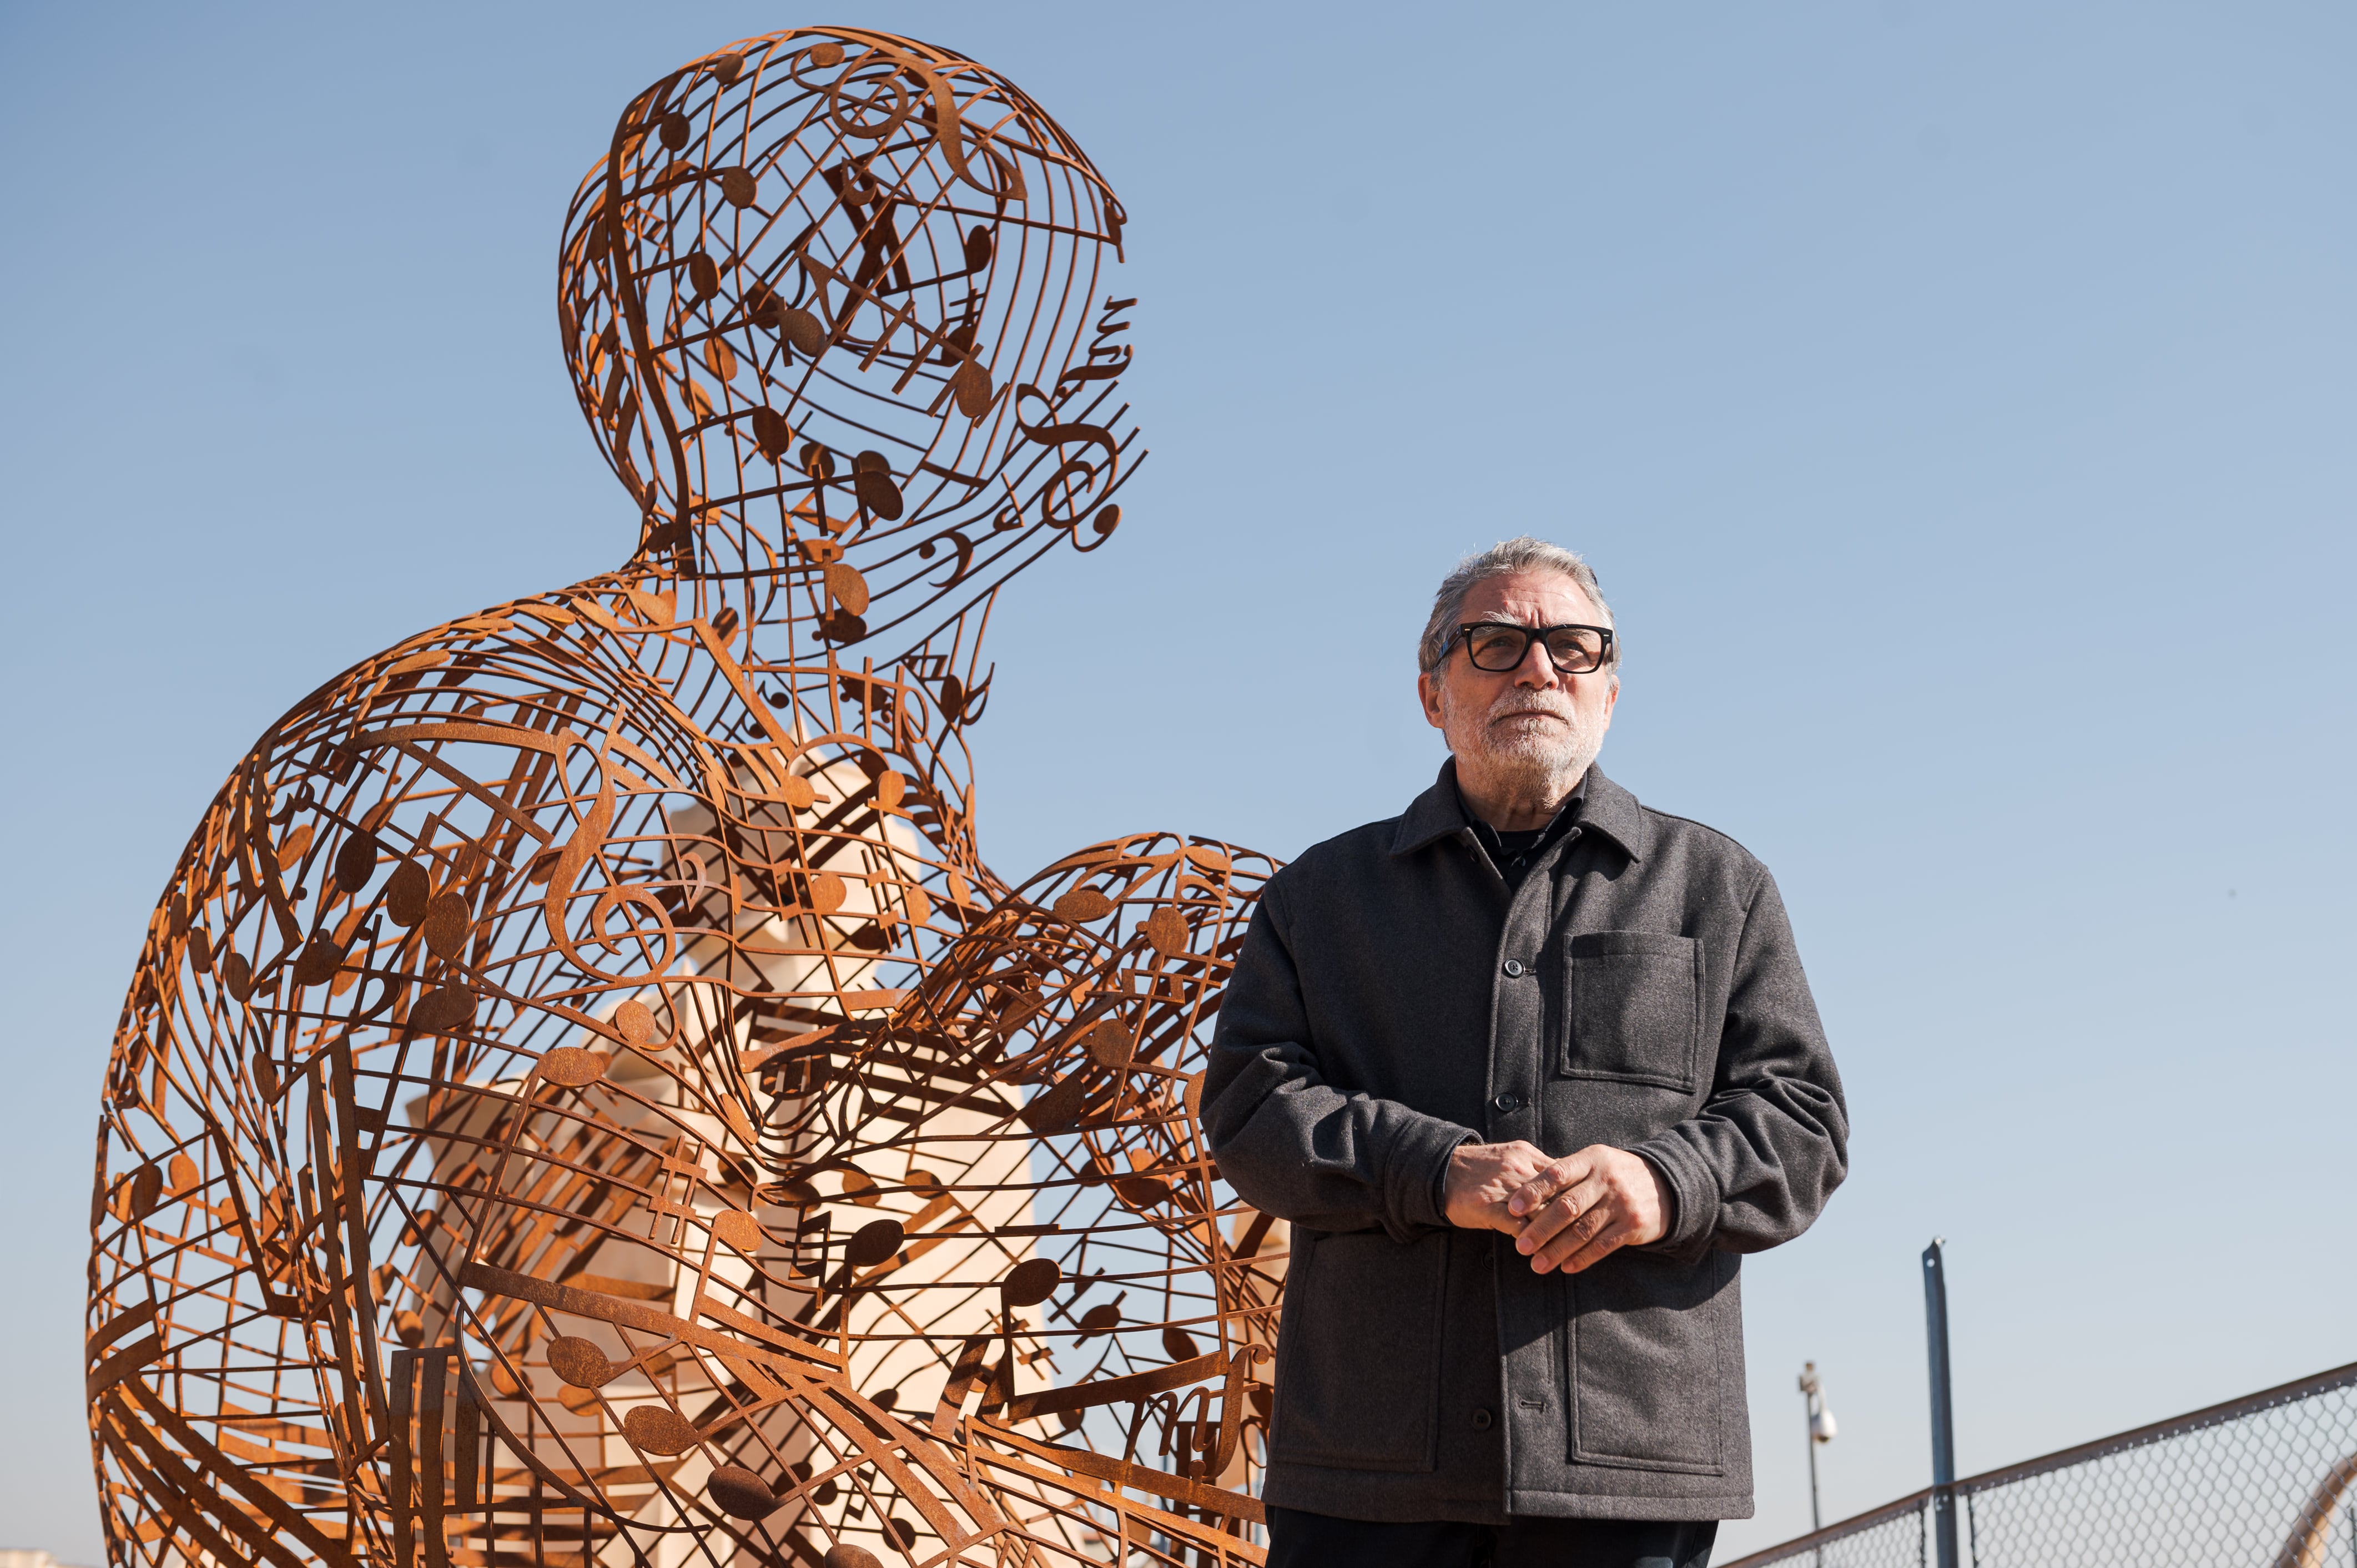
[261, 579, 679, 739]
[160, 577, 718, 901]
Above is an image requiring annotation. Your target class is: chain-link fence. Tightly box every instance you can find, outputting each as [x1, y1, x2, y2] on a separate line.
[1723, 1360, 2357, 1568]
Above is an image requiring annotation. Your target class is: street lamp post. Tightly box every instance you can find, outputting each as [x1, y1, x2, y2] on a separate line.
[1798, 1361, 1837, 1536]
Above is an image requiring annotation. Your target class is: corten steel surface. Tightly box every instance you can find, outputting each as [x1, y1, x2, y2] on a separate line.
[88, 28, 1285, 1568]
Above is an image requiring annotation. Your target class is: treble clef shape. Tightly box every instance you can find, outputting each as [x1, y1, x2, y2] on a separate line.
[1011, 384, 1123, 533]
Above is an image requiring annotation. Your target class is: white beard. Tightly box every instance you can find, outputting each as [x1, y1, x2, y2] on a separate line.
[1443, 685, 1606, 798]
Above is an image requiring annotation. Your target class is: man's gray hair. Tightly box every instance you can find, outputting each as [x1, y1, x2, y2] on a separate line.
[1416, 536, 1620, 677]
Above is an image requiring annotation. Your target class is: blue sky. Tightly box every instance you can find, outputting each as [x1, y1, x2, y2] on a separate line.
[2, 3, 2351, 1561]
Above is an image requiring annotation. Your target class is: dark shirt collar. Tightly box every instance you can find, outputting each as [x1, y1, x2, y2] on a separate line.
[1389, 757, 1649, 862]
[1459, 775, 1584, 885]
[1458, 773, 1584, 847]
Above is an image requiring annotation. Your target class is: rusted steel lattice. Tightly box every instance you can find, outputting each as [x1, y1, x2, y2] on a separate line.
[88, 28, 1285, 1567]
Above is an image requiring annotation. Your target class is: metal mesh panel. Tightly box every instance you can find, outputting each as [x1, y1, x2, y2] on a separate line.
[1724, 1362, 2357, 1568]
[1777, 1502, 1928, 1568]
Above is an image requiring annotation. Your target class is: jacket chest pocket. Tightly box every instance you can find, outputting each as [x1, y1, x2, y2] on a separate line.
[1560, 931, 1701, 1093]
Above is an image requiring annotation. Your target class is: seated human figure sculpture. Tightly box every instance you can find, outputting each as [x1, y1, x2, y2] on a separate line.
[86, 28, 1286, 1568]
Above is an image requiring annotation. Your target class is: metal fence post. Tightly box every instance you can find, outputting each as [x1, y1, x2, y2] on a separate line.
[1923, 1238, 1960, 1568]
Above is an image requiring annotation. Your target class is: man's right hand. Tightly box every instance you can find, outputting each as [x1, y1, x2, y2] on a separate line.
[1443, 1140, 1556, 1233]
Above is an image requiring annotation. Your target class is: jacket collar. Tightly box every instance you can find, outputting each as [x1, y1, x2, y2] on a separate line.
[1388, 758, 1649, 861]
[1575, 765, 1649, 861]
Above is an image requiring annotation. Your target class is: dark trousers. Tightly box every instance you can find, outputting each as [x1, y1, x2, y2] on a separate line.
[1266, 1505, 1717, 1568]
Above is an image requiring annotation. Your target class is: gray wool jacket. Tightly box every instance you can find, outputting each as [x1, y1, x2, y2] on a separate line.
[1202, 762, 1847, 1524]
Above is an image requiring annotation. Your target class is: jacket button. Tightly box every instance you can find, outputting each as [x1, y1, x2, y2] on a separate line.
[1471, 1408, 1495, 1431]
[1502, 959, 1525, 978]
[1492, 1093, 1525, 1114]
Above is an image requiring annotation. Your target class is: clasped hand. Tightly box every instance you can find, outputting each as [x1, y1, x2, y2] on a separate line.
[1443, 1140, 1669, 1274]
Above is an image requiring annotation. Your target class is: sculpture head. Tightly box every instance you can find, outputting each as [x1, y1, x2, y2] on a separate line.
[561, 27, 1138, 664]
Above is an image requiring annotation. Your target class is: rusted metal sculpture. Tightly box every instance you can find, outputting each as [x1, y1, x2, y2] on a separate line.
[87, 28, 1284, 1567]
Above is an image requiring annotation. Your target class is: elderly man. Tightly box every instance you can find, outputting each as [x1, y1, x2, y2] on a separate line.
[1203, 538, 1848, 1567]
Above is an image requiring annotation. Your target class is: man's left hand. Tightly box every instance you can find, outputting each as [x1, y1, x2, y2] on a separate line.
[1506, 1145, 1671, 1275]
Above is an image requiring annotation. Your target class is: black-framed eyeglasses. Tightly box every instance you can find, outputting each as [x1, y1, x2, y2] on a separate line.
[1457, 621, 1614, 674]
